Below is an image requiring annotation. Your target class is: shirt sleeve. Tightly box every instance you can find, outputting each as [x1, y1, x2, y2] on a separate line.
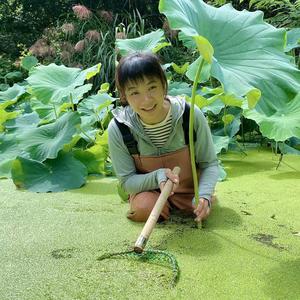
[193, 107, 219, 200]
[107, 119, 167, 194]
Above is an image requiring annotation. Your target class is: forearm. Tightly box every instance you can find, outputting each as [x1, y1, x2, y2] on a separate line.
[121, 168, 167, 194]
[198, 163, 219, 200]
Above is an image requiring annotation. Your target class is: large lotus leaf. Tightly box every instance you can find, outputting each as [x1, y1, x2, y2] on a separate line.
[159, 1, 300, 109]
[159, 0, 300, 141]
[0, 84, 25, 104]
[116, 29, 170, 56]
[186, 57, 211, 83]
[212, 135, 230, 155]
[279, 143, 300, 155]
[244, 93, 300, 141]
[73, 145, 107, 174]
[21, 56, 38, 71]
[27, 63, 93, 104]
[0, 133, 20, 178]
[19, 111, 81, 161]
[77, 93, 114, 115]
[168, 81, 192, 97]
[11, 151, 87, 192]
[285, 28, 300, 52]
[0, 109, 19, 131]
[5, 112, 40, 134]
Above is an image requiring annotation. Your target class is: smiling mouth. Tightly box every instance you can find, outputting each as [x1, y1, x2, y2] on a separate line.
[142, 104, 157, 112]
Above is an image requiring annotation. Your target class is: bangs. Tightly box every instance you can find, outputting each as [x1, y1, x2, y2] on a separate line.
[117, 56, 162, 90]
[115, 52, 168, 105]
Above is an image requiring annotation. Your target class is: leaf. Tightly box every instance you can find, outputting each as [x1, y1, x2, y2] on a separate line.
[279, 143, 300, 155]
[193, 35, 214, 64]
[159, 0, 300, 140]
[21, 56, 38, 71]
[212, 135, 230, 154]
[171, 62, 189, 75]
[0, 84, 25, 104]
[11, 152, 87, 192]
[245, 88, 261, 109]
[77, 93, 114, 116]
[116, 29, 168, 56]
[27, 63, 92, 104]
[220, 94, 243, 107]
[186, 57, 211, 83]
[0, 133, 20, 178]
[5, 112, 40, 130]
[152, 42, 171, 53]
[82, 63, 101, 80]
[285, 28, 300, 52]
[0, 109, 19, 131]
[99, 83, 110, 93]
[5, 71, 23, 82]
[19, 111, 81, 161]
[244, 93, 300, 141]
[168, 81, 192, 97]
[222, 114, 235, 125]
[73, 145, 106, 174]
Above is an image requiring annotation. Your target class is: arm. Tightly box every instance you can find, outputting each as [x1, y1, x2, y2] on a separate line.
[107, 119, 167, 194]
[193, 106, 219, 200]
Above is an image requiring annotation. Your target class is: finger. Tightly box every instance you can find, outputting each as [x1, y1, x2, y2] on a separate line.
[193, 199, 205, 214]
[159, 182, 165, 192]
[165, 169, 179, 184]
[198, 206, 210, 221]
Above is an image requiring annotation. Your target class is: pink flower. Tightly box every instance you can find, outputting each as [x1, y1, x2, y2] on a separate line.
[60, 51, 72, 62]
[85, 30, 101, 42]
[61, 23, 75, 36]
[74, 40, 86, 53]
[97, 10, 113, 23]
[72, 4, 92, 20]
[29, 39, 54, 58]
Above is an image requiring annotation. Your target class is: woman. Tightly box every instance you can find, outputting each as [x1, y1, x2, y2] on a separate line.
[108, 52, 219, 223]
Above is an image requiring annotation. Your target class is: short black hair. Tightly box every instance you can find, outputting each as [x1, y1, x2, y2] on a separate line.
[115, 52, 168, 105]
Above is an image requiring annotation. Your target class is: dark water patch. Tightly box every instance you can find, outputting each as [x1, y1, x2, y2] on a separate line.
[241, 210, 252, 216]
[51, 248, 77, 259]
[251, 233, 286, 251]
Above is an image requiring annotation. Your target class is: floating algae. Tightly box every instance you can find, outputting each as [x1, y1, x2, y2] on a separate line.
[97, 249, 180, 287]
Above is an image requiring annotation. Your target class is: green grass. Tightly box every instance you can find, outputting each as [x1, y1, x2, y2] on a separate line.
[1, 147, 299, 299]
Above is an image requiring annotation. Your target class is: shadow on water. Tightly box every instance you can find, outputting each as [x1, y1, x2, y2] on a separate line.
[223, 160, 277, 178]
[205, 205, 243, 230]
[70, 176, 118, 195]
[269, 171, 300, 180]
[154, 205, 242, 257]
[263, 258, 300, 299]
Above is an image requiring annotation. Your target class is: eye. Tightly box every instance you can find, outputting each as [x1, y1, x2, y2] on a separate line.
[130, 91, 139, 96]
[149, 85, 157, 90]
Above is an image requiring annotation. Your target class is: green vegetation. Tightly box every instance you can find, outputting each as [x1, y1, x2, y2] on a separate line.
[0, 148, 299, 299]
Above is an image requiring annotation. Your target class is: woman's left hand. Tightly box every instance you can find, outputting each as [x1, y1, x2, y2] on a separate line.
[193, 198, 211, 222]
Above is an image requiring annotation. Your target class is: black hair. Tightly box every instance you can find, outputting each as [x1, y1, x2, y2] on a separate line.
[115, 52, 168, 105]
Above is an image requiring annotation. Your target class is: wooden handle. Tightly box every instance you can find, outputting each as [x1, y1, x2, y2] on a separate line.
[134, 166, 181, 253]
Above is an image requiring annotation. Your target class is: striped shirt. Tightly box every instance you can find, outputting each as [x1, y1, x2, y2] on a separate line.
[140, 107, 172, 148]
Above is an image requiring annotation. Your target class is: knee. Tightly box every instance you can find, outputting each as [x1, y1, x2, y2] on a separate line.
[127, 191, 169, 222]
[127, 206, 151, 222]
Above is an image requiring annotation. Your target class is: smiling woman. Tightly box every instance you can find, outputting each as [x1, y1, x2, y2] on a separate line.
[108, 52, 219, 224]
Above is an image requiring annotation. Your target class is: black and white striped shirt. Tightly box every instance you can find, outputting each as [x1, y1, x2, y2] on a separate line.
[140, 107, 172, 148]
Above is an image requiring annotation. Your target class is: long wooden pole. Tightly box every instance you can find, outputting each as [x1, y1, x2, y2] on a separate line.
[134, 166, 181, 253]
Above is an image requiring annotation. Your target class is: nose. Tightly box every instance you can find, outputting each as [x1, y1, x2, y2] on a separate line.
[142, 91, 152, 102]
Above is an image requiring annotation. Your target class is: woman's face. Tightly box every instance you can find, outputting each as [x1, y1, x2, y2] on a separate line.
[124, 76, 169, 124]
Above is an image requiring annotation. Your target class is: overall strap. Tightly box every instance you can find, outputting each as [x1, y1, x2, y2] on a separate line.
[115, 101, 196, 155]
[114, 119, 139, 155]
[182, 101, 196, 145]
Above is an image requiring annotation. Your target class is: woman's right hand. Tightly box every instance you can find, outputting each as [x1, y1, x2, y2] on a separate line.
[159, 168, 179, 195]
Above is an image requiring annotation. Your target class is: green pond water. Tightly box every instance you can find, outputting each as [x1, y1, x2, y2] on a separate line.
[1, 148, 299, 300]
